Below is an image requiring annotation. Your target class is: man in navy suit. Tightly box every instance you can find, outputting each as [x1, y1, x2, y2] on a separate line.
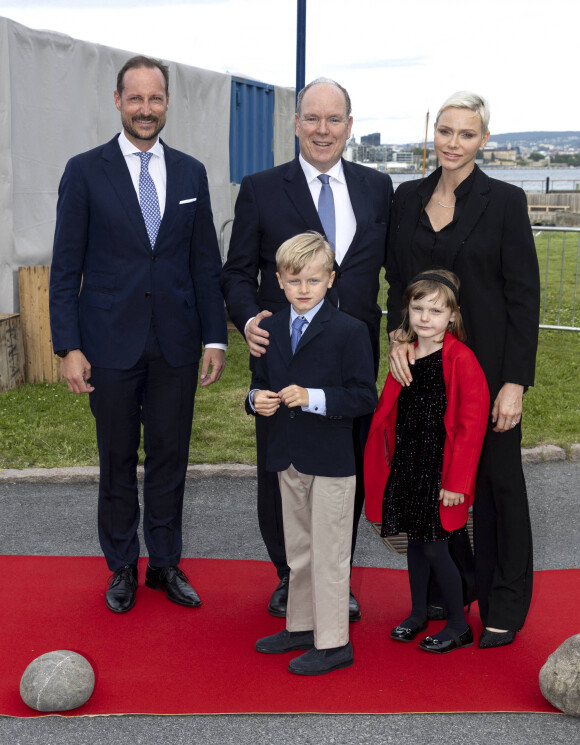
[250, 232, 377, 675]
[221, 78, 393, 620]
[49, 56, 227, 613]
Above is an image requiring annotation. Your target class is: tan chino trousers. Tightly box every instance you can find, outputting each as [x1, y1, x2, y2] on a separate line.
[278, 464, 355, 649]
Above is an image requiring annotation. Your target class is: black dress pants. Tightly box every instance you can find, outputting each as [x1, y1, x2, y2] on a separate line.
[473, 423, 533, 631]
[89, 327, 198, 571]
[256, 411, 371, 580]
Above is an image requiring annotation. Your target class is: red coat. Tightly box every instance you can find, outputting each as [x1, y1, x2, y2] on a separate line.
[364, 332, 490, 531]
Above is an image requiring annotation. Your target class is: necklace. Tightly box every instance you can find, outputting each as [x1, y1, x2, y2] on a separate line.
[437, 199, 454, 209]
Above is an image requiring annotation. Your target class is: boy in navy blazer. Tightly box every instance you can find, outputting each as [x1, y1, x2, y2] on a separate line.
[250, 232, 377, 675]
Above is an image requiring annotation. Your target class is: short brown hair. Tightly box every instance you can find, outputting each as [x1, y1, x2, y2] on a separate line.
[276, 231, 335, 275]
[116, 55, 169, 95]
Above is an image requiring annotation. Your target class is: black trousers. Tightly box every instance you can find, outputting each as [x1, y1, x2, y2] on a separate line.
[89, 327, 198, 571]
[256, 411, 371, 580]
[473, 423, 533, 631]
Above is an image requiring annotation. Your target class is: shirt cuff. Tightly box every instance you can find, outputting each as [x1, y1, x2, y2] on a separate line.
[204, 343, 227, 351]
[302, 388, 326, 415]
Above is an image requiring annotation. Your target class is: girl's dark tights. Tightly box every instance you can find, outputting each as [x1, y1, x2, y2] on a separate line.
[403, 538, 468, 640]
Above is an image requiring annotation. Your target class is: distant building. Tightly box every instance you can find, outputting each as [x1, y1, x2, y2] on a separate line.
[361, 133, 381, 146]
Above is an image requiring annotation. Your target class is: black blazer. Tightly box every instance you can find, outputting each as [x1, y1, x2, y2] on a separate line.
[221, 156, 393, 376]
[385, 166, 540, 398]
[50, 136, 227, 369]
[248, 300, 378, 477]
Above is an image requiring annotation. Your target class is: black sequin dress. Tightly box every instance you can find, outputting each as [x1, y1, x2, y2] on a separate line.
[381, 348, 466, 543]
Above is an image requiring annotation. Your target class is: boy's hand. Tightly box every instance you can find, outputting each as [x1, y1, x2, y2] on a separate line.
[253, 390, 280, 416]
[279, 384, 309, 408]
[439, 489, 465, 507]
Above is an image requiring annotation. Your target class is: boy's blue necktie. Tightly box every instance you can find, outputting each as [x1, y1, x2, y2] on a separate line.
[291, 316, 308, 354]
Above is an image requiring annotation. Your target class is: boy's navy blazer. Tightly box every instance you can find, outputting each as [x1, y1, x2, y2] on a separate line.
[49, 135, 227, 369]
[249, 300, 378, 478]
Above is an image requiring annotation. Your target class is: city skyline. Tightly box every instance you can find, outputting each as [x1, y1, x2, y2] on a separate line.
[2, 0, 579, 145]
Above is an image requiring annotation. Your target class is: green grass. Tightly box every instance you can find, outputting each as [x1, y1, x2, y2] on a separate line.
[0, 324, 577, 470]
[534, 230, 580, 328]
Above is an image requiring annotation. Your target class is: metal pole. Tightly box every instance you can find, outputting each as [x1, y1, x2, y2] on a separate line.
[546, 176, 550, 194]
[295, 0, 306, 156]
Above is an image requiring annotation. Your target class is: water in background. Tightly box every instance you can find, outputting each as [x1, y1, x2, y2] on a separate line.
[391, 167, 580, 192]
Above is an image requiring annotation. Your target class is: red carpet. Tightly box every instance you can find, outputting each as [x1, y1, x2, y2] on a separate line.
[1, 556, 576, 717]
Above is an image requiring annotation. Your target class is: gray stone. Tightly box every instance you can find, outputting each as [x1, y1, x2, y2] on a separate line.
[539, 634, 580, 716]
[569, 444, 580, 463]
[20, 650, 95, 712]
[521, 444, 566, 463]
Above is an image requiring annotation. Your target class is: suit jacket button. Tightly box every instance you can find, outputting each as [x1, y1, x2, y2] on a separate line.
[289, 411, 296, 419]
[152, 255, 158, 262]
[145, 292, 152, 298]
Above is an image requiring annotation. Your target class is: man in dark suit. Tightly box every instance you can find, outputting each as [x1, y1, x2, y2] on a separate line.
[49, 56, 227, 614]
[221, 78, 393, 620]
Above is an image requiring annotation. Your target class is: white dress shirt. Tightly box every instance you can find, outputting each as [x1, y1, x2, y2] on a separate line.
[117, 131, 167, 216]
[299, 155, 356, 265]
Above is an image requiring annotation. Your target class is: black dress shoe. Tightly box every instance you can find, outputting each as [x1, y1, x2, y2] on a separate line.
[390, 618, 428, 642]
[479, 629, 516, 649]
[255, 628, 314, 654]
[419, 625, 473, 654]
[106, 564, 138, 613]
[145, 565, 201, 607]
[349, 589, 361, 622]
[288, 642, 354, 676]
[268, 576, 289, 617]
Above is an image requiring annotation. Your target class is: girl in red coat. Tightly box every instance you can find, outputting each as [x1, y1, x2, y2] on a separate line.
[364, 270, 489, 653]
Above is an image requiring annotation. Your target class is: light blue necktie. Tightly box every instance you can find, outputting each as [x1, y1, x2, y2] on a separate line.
[135, 152, 161, 248]
[317, 174, 336, 250]
[291, 316, 308, 354]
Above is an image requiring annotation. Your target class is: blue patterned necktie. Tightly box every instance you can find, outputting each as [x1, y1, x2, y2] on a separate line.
[135, 151, 161, 248]
[317, 174, 336, 250]
[291, 316, 308, 354]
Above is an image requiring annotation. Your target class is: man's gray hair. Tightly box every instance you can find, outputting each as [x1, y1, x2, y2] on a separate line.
[296, 78, 352, 118]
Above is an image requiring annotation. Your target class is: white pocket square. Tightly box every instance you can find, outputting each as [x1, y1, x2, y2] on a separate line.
[179, 198, 197, 204]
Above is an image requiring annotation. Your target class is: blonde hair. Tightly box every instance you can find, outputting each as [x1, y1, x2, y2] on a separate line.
[276, 231, 335, 275]
[398, 269, 466, 343]
[435, 91, 490, 135]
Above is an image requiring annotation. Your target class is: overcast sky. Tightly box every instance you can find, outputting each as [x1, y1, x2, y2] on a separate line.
[2, 0, 578, 144]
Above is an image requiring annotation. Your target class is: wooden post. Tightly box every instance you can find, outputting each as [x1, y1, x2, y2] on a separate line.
[0, 314, 25, 391]
[17, 266, 61, 383]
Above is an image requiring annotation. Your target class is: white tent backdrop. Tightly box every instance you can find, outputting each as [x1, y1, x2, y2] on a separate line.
[0, 17, 295, 313]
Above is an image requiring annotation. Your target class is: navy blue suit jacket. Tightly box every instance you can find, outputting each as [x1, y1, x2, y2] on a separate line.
[50, 135, 227, 369]
[221, 157, 393, 376]
[249, 300, 378, 477]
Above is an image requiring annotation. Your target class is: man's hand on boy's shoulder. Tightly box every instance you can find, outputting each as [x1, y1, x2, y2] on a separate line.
[279, 385, 309, 409]
[253, 389, 281, 416]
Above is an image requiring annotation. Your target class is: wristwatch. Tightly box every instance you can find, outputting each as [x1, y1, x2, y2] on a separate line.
[55, 348, 79, 358]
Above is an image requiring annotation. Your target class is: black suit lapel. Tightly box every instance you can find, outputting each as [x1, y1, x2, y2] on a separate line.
[270, 308, 293, 366]
[447, 167, 490, 269]
[341, 160, 371, 264]
[156, 140, 181, 250]
[282, 158, 325, 234]
[101, 137, 150, 249]
[292, 301, 331, 357]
